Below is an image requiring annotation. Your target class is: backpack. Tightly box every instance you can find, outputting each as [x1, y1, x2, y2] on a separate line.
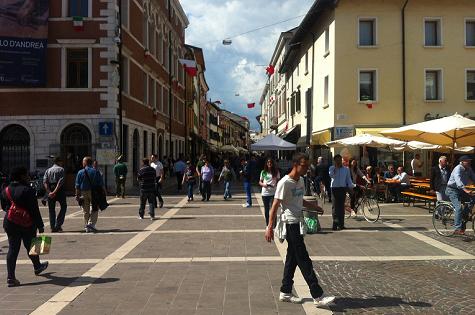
[5, 186, 33, 228]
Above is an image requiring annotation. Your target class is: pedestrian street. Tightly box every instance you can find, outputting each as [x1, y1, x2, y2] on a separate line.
[0, 187, 475, 315]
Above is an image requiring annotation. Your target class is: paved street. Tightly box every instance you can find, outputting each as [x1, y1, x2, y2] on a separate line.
[0, 184, 475, 315]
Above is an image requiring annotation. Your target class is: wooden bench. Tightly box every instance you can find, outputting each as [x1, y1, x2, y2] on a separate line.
[400, 191, 437, 209]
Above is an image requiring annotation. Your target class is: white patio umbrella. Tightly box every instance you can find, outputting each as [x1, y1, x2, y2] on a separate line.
[236, 147, 248, 154]
[393, 141, 474, 153]
[325, 133, 405, 148]
[220, 145, 239, 154]
[250, 133, 297, 151]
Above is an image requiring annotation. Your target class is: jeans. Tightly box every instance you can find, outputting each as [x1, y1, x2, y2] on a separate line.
[116, 177, 126, 197]
[224, 181, 232, 199]
[139, 191, 155, 217]
[5, 226, 41, 280]
[446, 186, 471, 231]
[202, 181, 211, 200]
[331, 187, 347, 229]
[436, 185, 448, 202]
[187, 182, 195, 199]
[154, 177, 163, 207]
[244, 181, 252, 206]
[262, 195, 274, 226]
[48, 190, 67, 229]
[176, 172, 183, 190]
[280, 224, 324, 299]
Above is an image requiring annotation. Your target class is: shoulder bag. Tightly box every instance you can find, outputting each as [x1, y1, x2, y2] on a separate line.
[84, 169, 109, 211]
[5, 186, 33, 228]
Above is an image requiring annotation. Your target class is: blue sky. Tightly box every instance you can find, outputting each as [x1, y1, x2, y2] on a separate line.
[181, 0, 314, 130]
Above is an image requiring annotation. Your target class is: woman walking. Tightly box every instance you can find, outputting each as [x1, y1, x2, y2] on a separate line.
[259, 158, 280, 226]
[182, 160, 197, 201]
[1, 167, 48, 287]
[200, 159, 214, 201]
[218, 160, 236, 200]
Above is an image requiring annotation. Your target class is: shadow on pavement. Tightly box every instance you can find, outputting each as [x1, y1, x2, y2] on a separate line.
[331, 296, 432, 312]
[20, 272, 120, 287]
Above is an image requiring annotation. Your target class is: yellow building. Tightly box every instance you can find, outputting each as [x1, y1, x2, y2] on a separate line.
[262, 0, 475, 168]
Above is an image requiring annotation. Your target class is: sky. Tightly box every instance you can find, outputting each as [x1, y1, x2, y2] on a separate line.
[180, 0, 314, 131]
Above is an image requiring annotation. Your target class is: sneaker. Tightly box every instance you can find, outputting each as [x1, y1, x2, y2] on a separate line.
[84, 226, 90, 233]
[34, 262, 49, 276]
[138, 215, 144, 220]
[150, 216, 155, 221]
[279, 292, 302, 304]
[86, 224, 98, 233]
[242, 204, 251, 208]
[350, 210, 356, 217]
[314, 295, 335, 307]
[56, 227, 63, 233]
[51, 227, 58, 233]
[7, 279, 20, 287]
[159, 201, 164, 208]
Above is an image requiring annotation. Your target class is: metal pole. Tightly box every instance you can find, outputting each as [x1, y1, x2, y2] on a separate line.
[184, 69, 188, 157]
[118, 0, 123, 154]
[168, 0, 172, 158]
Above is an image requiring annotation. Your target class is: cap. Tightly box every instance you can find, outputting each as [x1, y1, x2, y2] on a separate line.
[459, 155, 472, 162]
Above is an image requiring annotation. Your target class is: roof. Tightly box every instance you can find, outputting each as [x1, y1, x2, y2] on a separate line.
[280, 0, 337, 74]
[186, 44, 206, 70]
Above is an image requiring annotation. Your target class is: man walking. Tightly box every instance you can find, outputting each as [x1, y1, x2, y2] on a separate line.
[196, 154, 206, 197]
[174, 156, 187, 191]
[265, 153, 335, 308]
[75, 156, 105, 233]
[431, 156, 449, 202]
[329, 154, 353, 231]
[240, 158, 252, 208]
[150, 154, 164, 208]
[113, 156, 127, 198]
[446, 155, 475, 235]
[137, 158, 157, 220]
[43, 157, 67, 233]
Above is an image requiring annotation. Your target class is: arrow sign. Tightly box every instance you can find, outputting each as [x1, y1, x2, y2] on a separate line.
[99, 122, 113, 136]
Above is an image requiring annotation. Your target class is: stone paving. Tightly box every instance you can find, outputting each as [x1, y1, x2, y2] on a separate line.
[0, 184, 474, 314]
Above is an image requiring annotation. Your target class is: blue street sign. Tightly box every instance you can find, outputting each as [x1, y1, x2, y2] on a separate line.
[99, 122, 113, 136]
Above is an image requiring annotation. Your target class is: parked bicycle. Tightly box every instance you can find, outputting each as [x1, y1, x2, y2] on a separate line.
[432, 195, 475, 237]
[345, 184, 380, 223]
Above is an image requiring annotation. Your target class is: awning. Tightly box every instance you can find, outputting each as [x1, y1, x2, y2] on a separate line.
[355, 127, 392, 137]
[282, 124, 301, 144]
[311, 129, 331, 145]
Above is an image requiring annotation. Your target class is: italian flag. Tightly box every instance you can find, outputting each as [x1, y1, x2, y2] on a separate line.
[73, 16, 84, 32]
[179, 59, 197, 77]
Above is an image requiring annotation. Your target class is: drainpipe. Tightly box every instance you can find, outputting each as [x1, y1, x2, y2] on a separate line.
[402, 0, 409, 125]
[168, 0, 172, 158]
[309, 31, 316, 160]
[118, 0, 123, 154]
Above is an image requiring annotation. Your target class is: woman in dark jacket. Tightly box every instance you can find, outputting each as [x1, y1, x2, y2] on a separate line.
[2, 167, 48, 287]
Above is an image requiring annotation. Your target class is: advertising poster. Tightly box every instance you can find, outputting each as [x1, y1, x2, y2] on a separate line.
[0, 0, 49, 86]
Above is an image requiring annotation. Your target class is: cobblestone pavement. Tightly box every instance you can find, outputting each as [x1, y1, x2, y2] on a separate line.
[0, 184, 474, 315]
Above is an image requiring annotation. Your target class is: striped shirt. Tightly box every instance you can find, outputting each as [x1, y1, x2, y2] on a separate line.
[137, 166, 156, 193]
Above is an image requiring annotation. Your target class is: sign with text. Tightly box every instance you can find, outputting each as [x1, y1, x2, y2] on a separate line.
[96, 149, 117, 165]
[334, 126, 354, 140]
[0, 0, 49, 86]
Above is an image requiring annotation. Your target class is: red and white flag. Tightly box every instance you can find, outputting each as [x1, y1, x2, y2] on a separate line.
[247, 103, 255, 108]
[179, 59, 197, 77]
[266, 65, 275, 76]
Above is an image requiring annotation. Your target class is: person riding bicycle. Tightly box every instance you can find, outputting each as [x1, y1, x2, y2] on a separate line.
[349, 159, 371, 216]
[445, 155, 475, 235]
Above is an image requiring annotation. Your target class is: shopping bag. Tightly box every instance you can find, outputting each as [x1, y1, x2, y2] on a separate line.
[29, 236, 52, 255]
[304, 216, 321, 234]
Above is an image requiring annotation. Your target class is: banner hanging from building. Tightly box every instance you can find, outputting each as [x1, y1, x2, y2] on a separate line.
[0, 0, 49, 86]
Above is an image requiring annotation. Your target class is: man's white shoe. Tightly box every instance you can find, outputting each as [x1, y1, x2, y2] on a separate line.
[313, 295, 335, 307]
[350, 210, 356, 217]
[279, 292, 302, 304]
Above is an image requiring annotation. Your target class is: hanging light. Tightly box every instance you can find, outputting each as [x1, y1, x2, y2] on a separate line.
[222, 39, 232, 45]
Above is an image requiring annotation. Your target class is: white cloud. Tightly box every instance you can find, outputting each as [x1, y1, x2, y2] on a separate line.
[180, 0, 314, 129]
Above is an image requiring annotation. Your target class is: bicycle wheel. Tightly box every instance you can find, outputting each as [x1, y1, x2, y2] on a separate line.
[432, 203, 455, 237]
[362, 197, 380, 223]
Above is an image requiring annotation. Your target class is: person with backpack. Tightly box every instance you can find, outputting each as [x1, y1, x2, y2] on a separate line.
[1, 166, 48, 287]
[218, 160, 236, 200]
[182, 160, 197, 201]
[75, 156, 105, 233]
[259, 158, 280, 225]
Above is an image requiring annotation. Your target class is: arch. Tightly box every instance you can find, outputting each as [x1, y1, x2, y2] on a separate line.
[60, 123, 92, 175]
[0, 124, 30, 174]
[132, 129, 140, 186]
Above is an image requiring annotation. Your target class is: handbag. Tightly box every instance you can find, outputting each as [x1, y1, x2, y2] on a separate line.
[84, 169, 109, 211]
[5, 186, 33, 228]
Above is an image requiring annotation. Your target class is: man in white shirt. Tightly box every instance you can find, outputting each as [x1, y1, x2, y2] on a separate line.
[265, 153, 335, 308]
[392, 166, 410, 202]
[411, 154, 423, 177]
[150, 154, 164, 208]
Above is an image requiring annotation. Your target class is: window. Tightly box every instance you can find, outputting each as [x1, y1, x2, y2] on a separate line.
[425, 70, 442, 101]
[359, 70, 376, 102]
[143, 12, 148, 47]
[304, 52, 308, 74]
[149, 77, 156, 109]
[324, 75, 329, 106]
[122, 124, 129, 162]
[290, 96, 295, 116]
[163, 88, 169, 116]
[325, 27, 330, 54]
[143, 131, 148, 157]
[157, 83, 162, 111]
[149, 22, 156, 56]
[68, 0, 88, 17]
[424, 19, 441, 46]
[121, 56, 129, 94]
[466, 20, 475, 46]
[359, 18, 376, 46]
[143, 72, 148, 105]
[121, 0, 129, 28]
[296, 89, 301, 112]
[178, 101, 184, 123]
[67, 48, 88, 88]
[152, 133, 156, 154]
[466, 70, 475, 100]
[158, 33, 163, 63]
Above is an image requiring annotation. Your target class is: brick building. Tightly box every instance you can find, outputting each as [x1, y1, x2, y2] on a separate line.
[0, 0, 189, 190]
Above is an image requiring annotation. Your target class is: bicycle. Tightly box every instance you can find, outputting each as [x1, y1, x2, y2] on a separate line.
[345, 184, 380, 223]
[432, 195, 475, 237]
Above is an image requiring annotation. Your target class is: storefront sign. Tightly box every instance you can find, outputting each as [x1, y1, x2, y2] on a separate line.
[0, 0, 49, 86]
[424, 112, 475, 121]
[96, 149, 117, 165]
[334, 126, 354, 140]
